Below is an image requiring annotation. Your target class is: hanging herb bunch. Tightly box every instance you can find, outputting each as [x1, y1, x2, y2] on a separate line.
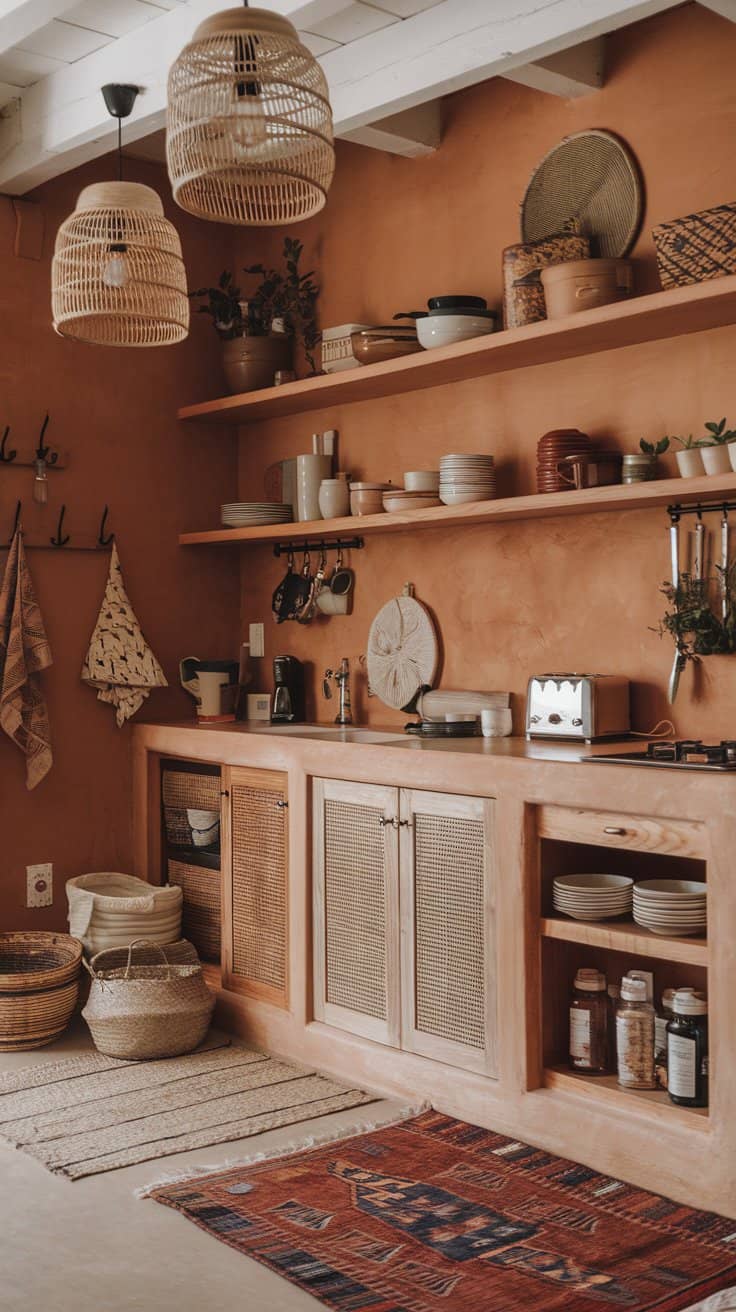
[658, 546, 736, 665]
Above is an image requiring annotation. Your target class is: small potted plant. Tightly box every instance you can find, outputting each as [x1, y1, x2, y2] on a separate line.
[622, 437, 669, 483]
[672, 434, 707, 479]
[189, 238, 320, 395]
[700, 417, 736, 476]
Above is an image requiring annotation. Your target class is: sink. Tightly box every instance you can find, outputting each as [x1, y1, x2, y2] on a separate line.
[253, 724, 405, 744]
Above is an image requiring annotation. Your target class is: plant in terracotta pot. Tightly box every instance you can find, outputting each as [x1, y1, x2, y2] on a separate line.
[622, 436, 669, 483]
[700, 417, 736, 475]
[189, 239, 320, 395]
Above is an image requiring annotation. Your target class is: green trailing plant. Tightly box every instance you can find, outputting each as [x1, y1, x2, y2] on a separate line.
[658, 557, 736, 665]
[189, 238, 321, 372]
[640, 437, 670, 457]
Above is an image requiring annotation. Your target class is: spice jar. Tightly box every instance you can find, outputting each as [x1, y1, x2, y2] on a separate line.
[667, 989, 708, 1108]
[570, 968, 608, 1074]
[617, 973, 656, 1089]
[654, 987, 677, 1090]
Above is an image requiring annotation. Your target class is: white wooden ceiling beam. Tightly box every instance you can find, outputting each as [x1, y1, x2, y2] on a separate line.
[696, 0, 736, 20]
[0, 0, 683, 193]
[504, 37, 604, 100]
[340, 100, 440, 157]
[0, 0, 75, 58]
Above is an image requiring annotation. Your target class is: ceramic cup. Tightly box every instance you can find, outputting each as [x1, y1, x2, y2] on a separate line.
[481, 707, 513, 738]
[318, 478, 350, 519]
[676, 448, 705, 478]
[297, 454, 333, 521]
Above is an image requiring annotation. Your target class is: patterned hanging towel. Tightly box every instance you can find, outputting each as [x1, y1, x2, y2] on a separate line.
[0, 529, 53, 789]
[82, 543, 167, 727]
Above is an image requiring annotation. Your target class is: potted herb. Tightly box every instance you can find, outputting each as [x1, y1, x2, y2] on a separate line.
[622, 437, 669, 484]
[672, 434, 707, 479]
[189, 238, 320, 395]
[700, 417, 736, 476]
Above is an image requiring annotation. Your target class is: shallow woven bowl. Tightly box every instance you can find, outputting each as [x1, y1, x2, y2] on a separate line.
[522, 129, 643, 258]
[0, 932, 83, 994]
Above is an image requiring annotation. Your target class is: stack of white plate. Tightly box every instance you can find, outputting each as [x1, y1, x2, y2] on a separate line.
[221, 502, 293, 528]
[633, 880, 707, 937]
[439, 454, 496, 506]
[553, 873, 633, 921]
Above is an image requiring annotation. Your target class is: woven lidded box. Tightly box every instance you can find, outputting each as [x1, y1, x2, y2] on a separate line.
[653, 203, 736, 289]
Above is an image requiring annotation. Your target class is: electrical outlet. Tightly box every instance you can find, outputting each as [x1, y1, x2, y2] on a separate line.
[249, 622, 265, 658]
[27, 863, 52, 908]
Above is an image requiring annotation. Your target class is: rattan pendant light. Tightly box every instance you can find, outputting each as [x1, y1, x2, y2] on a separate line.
[52, 85, 189, 347]
[166, 3, 335, 226]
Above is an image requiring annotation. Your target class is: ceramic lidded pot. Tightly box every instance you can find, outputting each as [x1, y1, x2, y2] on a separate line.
[318, 478, 350, 519]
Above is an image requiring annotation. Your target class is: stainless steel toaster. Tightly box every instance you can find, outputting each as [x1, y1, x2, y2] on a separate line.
[525, 673, 630, 742]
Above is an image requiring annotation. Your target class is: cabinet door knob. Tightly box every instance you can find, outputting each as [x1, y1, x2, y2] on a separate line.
[276, 800, 288, 809]
[220, 790, 230, 798]
[603, 825, 627, 835]
[378, 816, 398, 828]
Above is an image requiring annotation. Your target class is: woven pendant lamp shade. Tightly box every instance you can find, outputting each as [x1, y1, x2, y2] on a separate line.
[51, 181, 189, 347]
[167, 8, 335, 226]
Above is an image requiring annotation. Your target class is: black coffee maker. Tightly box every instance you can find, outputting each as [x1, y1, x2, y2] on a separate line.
[271, 655, 305, 723]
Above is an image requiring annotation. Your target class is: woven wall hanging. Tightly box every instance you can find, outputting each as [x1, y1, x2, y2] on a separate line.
[521, 129, 643, 259]
[166, 5, 335, 226]
[51, 85, 188, 348]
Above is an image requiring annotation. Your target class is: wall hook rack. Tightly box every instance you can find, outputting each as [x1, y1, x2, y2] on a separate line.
[98, 504, 114, 547]
[0, 426, 16, 464]
[273, 537, 364, 558]
[50, 503, 70, 547]
[668, 500, 736, 523]
[4, 501, 115, 552]
[36, 413, 58, 466]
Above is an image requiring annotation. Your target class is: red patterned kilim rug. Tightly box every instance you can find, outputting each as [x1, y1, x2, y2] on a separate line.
[147, 1110, 736, 1311]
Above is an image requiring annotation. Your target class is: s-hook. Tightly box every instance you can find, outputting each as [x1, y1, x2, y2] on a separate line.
[8, 500, 21, 542]
[50, 504, 70, 548]
[36, 413, 58, 466]
[0, 425, 16, 464]
[98, 505, 114, 547]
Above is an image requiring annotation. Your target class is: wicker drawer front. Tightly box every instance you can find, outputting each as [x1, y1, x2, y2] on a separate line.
[413, 812, 485, 1050]
[162, 765, 221, 851]
[230, 779, 288, 1003]
[168, 860, 221, 962]
[537, 805, 706, 859]
[324, 798, 387, 1021]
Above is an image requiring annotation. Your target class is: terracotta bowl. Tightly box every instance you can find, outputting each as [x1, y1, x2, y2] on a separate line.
[351, 327, 422, 365]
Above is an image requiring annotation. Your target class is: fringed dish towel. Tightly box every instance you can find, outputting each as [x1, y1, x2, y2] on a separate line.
[0, 529, 52, 789]
[82, 543, 166, 726]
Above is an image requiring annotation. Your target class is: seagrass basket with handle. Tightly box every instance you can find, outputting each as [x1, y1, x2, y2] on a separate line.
[82, 939, 214, 1060]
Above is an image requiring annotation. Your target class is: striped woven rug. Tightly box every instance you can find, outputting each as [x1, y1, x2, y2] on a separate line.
[0, 1037, 375, 1180]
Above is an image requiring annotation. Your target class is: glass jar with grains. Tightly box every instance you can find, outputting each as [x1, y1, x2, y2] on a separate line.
[617, 972, 656, 1090]
[570, 968, 608, 1074]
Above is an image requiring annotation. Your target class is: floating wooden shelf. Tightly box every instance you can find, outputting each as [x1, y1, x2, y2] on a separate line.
[179, 472, 736, 547]
[540, 916, 707, 967]
[543, 1065, 709, 1125]
[179, 275, 736, 426]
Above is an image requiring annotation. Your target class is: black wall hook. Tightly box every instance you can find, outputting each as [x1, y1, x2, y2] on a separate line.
[36, 413, 58, 467]
[98, 505, 114, 547]
[0, 426, 16, 464]
[9, 500, 21, 542]
[50, 504, 70, 548]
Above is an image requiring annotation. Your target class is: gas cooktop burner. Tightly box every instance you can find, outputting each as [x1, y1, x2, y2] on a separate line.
[589, 740, 736, 770]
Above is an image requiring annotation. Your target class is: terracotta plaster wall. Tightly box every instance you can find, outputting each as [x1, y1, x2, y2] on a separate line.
[224, 3, 736, 737]
[0, 156, 239, 931]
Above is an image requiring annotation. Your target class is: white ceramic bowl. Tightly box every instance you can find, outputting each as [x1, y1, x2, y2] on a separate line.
[555, 873, 633, 891]
[440, 490, 496, 506]
[404, 470, 440, 492]
[417, 314, 497, 351]
[633, 879, 707, 898]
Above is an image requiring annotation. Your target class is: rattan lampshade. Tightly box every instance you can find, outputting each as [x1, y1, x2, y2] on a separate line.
[51, 181, 189, 347]
[167, 7, 335, 226]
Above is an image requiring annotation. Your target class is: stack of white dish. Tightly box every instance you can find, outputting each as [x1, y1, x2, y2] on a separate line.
[633, 880, 707, 937]
[439, 454, 496, 506]
[221, 502, 293, 528]
[553, 873, 633, 921]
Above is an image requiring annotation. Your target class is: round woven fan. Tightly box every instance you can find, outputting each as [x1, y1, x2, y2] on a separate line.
[521, 130, 643, 258]
[367, 586, 439, 712]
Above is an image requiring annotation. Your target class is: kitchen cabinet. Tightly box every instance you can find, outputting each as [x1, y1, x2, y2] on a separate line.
[312, 779, 496, 1074]
[221, 766, 289, 1009]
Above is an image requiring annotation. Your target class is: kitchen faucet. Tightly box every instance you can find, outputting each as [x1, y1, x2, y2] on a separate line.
[323, 658, 353, 725]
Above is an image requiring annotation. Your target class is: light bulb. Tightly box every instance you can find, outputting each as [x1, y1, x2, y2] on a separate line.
[33, 459, 48, 505]
[231, 91, 268, 149]
[102, 247, 129, 288]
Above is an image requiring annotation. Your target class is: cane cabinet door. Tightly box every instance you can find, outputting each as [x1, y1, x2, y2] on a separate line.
[313, 777, 400, 1046]
[399, 789, 497, 1075]
[222, 765, 289, 1009]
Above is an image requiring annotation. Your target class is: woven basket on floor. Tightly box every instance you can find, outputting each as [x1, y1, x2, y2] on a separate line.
[0, 933, 83, 1050]
[67, 872, 183, 955]
[83, 939, 214, 1060]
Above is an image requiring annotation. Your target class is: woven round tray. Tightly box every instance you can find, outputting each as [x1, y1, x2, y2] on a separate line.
[367, 586, 438, 712]
[521, 130, 643, 258]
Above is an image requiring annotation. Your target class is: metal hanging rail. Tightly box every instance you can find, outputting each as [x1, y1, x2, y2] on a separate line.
[272, 536, 364, 557]
[667, 500, 736, 522]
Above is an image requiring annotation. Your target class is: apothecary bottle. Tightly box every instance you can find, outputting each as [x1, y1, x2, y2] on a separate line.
[667, 989, 708, 1108]
[570, 968, 608, 1074]
[607, 983, 620, 1073]
[654, 987, 676, 1090]
[617, 973, 656, 1090]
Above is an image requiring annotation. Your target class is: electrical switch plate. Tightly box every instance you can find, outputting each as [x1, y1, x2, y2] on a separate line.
[27, 863, 52, 908]
[249, 622, 265, 658]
